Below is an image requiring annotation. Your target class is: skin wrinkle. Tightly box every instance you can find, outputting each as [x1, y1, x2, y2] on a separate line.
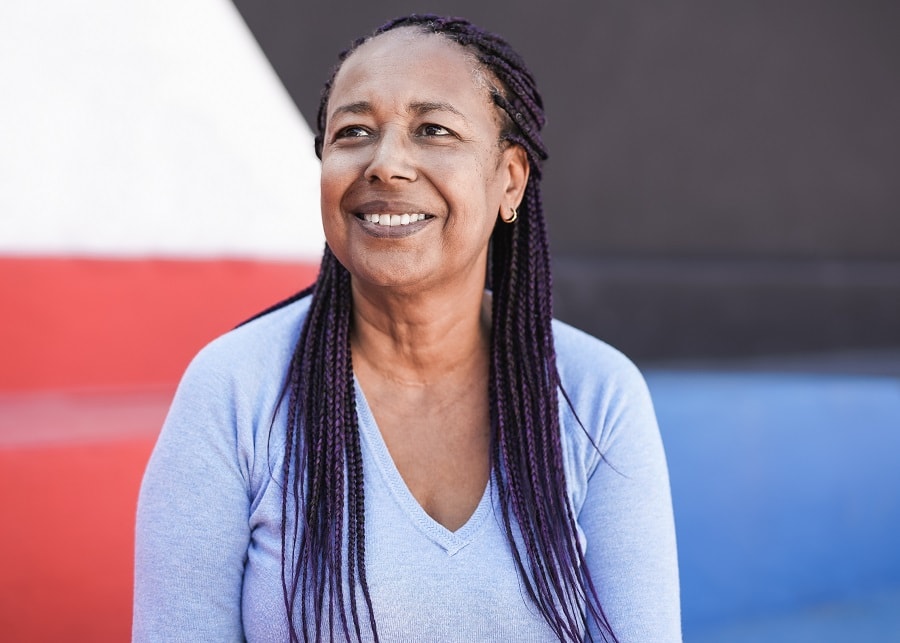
[250, 15, 621, 643]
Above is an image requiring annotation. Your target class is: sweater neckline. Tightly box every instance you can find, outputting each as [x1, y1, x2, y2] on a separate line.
[354, 377, 493, 555]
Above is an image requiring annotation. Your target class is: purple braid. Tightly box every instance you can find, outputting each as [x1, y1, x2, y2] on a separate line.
[264, 14, 618, 643]
[274, 247, 376, 642]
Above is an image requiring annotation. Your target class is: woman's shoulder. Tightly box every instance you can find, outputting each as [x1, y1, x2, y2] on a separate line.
[180, 293, 312, 391]
[551, 318, 646, 393]
[552, 318, 657, 468]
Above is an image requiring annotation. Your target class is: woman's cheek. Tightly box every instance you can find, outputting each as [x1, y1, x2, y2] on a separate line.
[320, 156, 353, 210]
[321, 149, 363, 182]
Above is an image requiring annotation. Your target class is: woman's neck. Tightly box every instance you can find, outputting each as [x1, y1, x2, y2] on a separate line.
[349, 280, 491, 386]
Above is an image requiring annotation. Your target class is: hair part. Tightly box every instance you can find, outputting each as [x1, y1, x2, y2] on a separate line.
[273, 14, 618, 642]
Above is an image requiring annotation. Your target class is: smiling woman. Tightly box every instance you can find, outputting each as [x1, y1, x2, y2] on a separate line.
[320, 30, 527, 295]
[133, 15, 680, 643]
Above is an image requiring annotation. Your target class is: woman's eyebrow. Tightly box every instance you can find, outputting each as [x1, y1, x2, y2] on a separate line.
[331, 101, 373, 118]
[408, 101, 468, 122]
[330, 100, 469, 123]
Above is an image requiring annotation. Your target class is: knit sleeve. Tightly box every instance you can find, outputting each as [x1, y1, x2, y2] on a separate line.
[133, 345, 251, 642]
[578, 361, 682, 643]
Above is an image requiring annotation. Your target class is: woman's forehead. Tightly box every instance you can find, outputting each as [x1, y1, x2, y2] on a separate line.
[329, 29, 491, 110]
[348, 26, 472, 68]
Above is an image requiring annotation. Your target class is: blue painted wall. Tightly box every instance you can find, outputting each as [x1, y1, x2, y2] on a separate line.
[648, 371, 900, 636]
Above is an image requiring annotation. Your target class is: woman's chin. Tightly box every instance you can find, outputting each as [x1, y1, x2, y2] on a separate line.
[349, 262, 434, 294]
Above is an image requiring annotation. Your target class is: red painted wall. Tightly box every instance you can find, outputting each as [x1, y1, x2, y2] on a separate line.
[1, 257, 318, 392]
[0, 257, 318, 641]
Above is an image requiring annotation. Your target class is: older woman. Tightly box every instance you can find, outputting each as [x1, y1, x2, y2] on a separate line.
[134, 15, 680, 643]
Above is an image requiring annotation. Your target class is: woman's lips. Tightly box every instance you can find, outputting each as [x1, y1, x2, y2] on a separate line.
[361, 213, 428, 226]
[354, 212, 434, 238]
[351, 200, 436, 237]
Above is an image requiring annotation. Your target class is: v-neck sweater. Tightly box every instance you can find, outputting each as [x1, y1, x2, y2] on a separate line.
[134, 295, 681, 642]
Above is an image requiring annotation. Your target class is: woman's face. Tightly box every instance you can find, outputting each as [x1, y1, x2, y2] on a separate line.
[319, 28, 528, 294]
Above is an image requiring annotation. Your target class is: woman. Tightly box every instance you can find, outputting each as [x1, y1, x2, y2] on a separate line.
[134, 15, 680, 642]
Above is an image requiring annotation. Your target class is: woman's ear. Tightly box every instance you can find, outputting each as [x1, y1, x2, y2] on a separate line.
[502, 144, 530, 210]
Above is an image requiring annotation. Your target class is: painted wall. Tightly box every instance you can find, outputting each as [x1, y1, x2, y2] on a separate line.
[1, 0, 324, 392]
[233, 0, 900, 360]
[4, 1, 897, 382]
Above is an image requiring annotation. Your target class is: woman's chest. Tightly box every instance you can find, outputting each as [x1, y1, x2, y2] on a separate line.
[240, 449, 557, 642]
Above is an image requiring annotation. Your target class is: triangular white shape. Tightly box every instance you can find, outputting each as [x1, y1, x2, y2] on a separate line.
[0, 0, 324, 260]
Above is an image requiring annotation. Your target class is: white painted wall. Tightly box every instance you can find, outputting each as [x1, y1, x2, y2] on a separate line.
[0, 0, 324, 259]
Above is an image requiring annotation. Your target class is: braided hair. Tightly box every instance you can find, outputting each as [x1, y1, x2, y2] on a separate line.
[275, 15, 617, 642]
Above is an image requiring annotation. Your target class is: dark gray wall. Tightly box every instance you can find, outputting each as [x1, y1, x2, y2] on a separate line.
[232, 1, 900, 360]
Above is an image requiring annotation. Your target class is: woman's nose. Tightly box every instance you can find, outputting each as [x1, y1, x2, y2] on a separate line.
[363, 130, 417, 184]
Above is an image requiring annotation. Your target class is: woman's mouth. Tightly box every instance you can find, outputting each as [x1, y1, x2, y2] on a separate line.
[360, 213, 430, 227]
[353, 211, 435, 238]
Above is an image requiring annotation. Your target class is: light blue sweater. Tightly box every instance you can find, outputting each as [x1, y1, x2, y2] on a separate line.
[134, 295, 680, 641]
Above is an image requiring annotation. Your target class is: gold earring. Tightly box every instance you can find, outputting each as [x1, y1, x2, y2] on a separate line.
[503, 206, 518, 224]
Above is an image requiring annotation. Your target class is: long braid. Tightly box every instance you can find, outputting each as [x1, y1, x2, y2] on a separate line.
[276, 247, 377, 642]
[266, 14, 617, 642]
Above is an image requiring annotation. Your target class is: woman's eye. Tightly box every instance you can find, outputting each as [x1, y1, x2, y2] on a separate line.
[420, 123, 452, 137]
[335, 126, 371, 139]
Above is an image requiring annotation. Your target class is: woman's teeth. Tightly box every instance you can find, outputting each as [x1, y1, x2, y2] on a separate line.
[362, 213, 427, 226]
